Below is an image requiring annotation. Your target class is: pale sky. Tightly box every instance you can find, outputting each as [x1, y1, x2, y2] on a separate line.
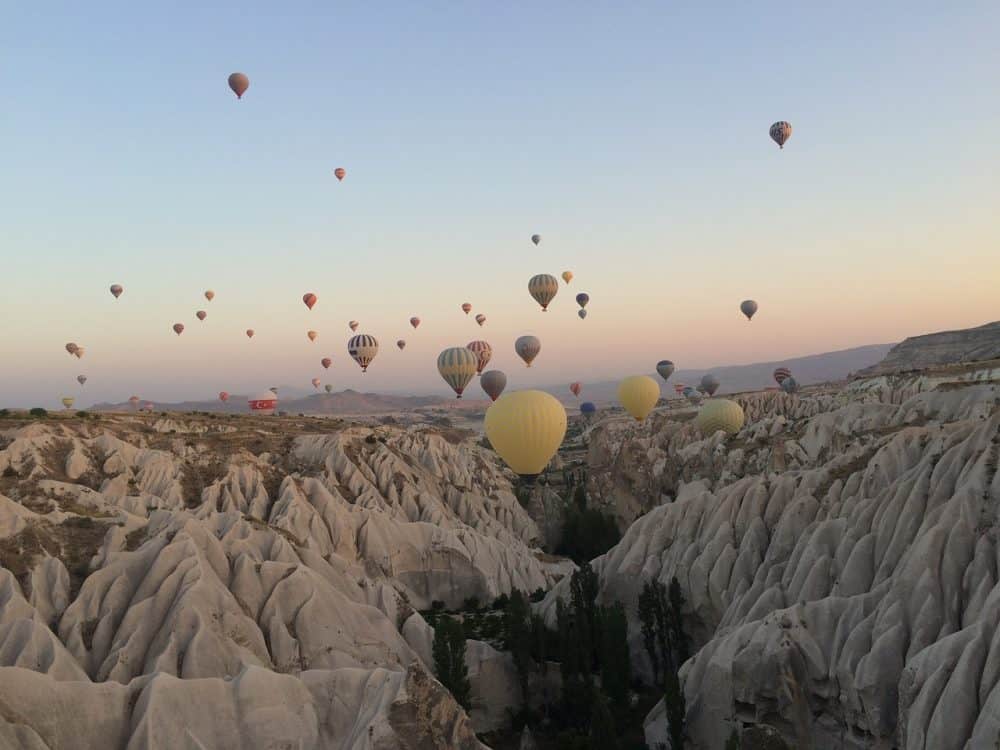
[2, 2, 999, 407]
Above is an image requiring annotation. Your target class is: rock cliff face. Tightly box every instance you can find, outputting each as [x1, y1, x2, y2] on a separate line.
[0, 415, 553, 748]
[542, 363, 1000, 749]
[858, 321, 1000, 376]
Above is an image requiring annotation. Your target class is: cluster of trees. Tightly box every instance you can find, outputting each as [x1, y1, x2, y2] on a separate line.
[638, 577, 690, 750]
[556, 472, 621, 564]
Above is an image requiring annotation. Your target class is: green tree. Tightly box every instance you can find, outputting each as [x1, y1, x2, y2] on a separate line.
[432, 616, 471, 708]
[664, 658, 686, 750]
[638, 581, 662, 685]
[589, 688, 620, 750]
[504, 589, 533, 705]
[598, 601, 631, 715]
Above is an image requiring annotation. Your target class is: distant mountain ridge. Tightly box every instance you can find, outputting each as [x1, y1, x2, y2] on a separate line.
[857, 321, 1000, 376]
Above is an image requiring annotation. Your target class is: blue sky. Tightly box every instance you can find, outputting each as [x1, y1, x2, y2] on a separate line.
[2, 2, 999, 406]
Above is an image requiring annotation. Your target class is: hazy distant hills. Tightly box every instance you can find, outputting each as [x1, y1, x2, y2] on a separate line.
[543, 342, 894, 405]
[857, 321, 1000, 376]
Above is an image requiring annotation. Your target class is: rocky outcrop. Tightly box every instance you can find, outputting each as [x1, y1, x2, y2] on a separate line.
[858, 320, 1000, 376]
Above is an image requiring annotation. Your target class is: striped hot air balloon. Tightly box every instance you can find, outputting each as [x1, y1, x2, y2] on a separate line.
[348, 334, 378, 372]
[773, 367, 792, 385]
[528, 274, 559, 311]
[769, 121, 792, 149]
[437, 347, 479, 398]
[466, 340, 492, 375]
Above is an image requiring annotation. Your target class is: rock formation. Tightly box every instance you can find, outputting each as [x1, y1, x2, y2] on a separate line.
[858, 320, 1000, 376]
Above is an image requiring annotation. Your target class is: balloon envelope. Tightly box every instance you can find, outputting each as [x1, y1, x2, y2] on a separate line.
[656, 360, 675, 381]
[307, 330, 318, 342]
[576, 293, 590, 308]
[475, 314, 486, 327]
[484, 390, 567, 480]
[781, 376, 799, 394]
[769, 121, 792, 149]
[65, 343, 78, 355]
[77, 375, 87, 386]
[311, 378, 321, 389]
[205, 290, 215, 301]
[349, 321, 359, 331]
[618, 375, 660, 421]
[515, 335, 541, 367]
[437, 347, 479, 398]
[228, 72, 249, 99]
[348, 334, 378, 372]
[773, 367, 791, 385]
[531, 234, 541, 246]
[700, 373, 720, 396]
[325, 384, 333, 393]
[62, 397, 75, 409]
[528, 274, 559, 311]
[74, 347, 85, 359]
[173, 323, 184, 335]
[570, 382, 582, 397]
[740, 300, 758, 320]
[461, 303, 472, 315]
[561, 271, 573, 284]
[578, 309, 587, 319]
[466, 340, 492, 374]
[334, 167, 346, 181]
[196, 310, 207, 321]
[246, 329, 255, 338]
[219, 392, 229, 402]
[480, 370, 507, 401]
[397, 339, 406, 350]
[581, 402, 596, 416]
[695, 399, 745, 436]
[321, 358, 332, 369]
[110, 284, 123, 299]
[303, 293, 317, 310]
[410, 317, 421, 329]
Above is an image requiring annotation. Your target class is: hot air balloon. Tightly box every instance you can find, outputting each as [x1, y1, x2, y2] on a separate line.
[311, 378, 321, 389]
[196, 310, 207, 321]
[349, 320, 359, 332]
[437, 347, 479, 398]
[480, 370, 507, 402]
[569, 382, 582, 398]
[397, 339, 406, 350]
[228, 72, 249, 99]
[461, 303, 472, 315]
[466, 340, 492, 375]
[303, 293, 317, 310]
[219, 392, 229, 402]
[246, 329, 255, 339]
[143, 402, 154, 412]
[205, 290, 215, 302]
[773, 367, 791, 385]
[695, 399, 745, 436]
[580, 402, 597, 418]
[410, 317, 421, 329]
[475, 314, 486, 327]
[700, 374, 720, 397]
[686, 388, 703, 404]
[110, 284, 123, 299]
[769, 121, 792, 149]
[128, 396, 140, 410]
[740, 300, 758, 321]
[307, 330, 318, 342]
[656, 360, 675, 381]
[562, 271, 573, 284]
[484, 391, 566, 482]
[673, 383, 686, 395]
[531, 234, 541, 246]
[781, 376, 799, 394]
[74, 347, 85, 360]
[62, 397, 75, 409]
[65, 343, 78, 356]
[528, 274, 559, 311]
[321, 357, 332, 369]
[515, 335, 541, 367]
[577, 309, 587, 320]
[325, 384, 333, 393]
[173, 323, 184, 336]
[77, 375, 87, 386]
[618, 375, 660, 421]
[249, 392, 277, 416]
[334, 167, 346, 181]
[348, 334, 378, 372]
[576, 293, 590, 309]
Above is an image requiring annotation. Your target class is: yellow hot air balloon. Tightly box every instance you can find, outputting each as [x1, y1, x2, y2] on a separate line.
[694, 399, 745, 436]
[617, 375, 660, 421]
[484, 390, 567, 481]
[561, 271, 573, 284]
[62, 397, 75, 409]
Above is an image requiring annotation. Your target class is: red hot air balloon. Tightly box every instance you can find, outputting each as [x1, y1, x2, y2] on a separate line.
[173, 323, 184, 336]
[219, 392, 229, 402]
[303, 293, 317, 310]
[246, 329, 255, 338]
[570, 382, 582, 397]
[397, 340, 406, 350]
[205, 290, 215, 302]
[334, 168, 346, 181]
[311, 378, 321, 389]
[773, 367, 791, 385]
[228, 73, 249, 99]
[410, 317, 420, 329]
[196, 310, 207, 321]
[461, 303, 472, 315]
[248, 392, 277, 416]
[321, 358, 332, 369]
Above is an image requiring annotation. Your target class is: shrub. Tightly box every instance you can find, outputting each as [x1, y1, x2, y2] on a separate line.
[432, 616, 471, 708]
[431, 600, 445, 611]
[29, 407, 47, 418]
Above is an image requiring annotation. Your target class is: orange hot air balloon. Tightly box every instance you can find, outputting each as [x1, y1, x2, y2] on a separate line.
[74, 346, 85, 359]
[321, 358, 332, 369]
[303, 293, 317, 310]
[311, 378, 321, 389]
[173, 323, 185, 336]
[228, 72, 249, 99]
[410, 317, 421, 329]
[461, 303, 472, 315]
[307, 330, 318, 342]
[570, 382, 582, 397]
[219, 391, 229, 402]
[334, 167, 346, 181]
[196, 310, 207, 321]
[246, 329, 255, 339]
[205, 290, 215, 302]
